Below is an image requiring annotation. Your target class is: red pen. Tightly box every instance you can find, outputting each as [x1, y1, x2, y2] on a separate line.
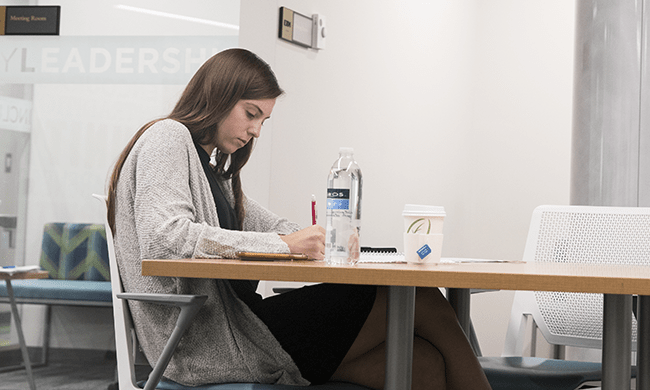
[311, 194, 317, 225]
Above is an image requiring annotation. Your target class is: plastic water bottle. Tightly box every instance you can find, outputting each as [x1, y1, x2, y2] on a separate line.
[325, 147, 362, 265]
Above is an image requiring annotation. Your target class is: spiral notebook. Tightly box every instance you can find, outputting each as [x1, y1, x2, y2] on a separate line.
[358, 247, 405, 263]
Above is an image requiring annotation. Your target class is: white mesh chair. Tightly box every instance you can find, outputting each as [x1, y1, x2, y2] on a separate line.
[480, 205, 644, 390]
[502, 290, 633, 358]
[506, 205, 646, 352]
[93, 195, 368, 390]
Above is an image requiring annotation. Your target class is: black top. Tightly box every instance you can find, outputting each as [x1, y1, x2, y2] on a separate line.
[194, 142, 261, 305]
[194, 143, 239, 230]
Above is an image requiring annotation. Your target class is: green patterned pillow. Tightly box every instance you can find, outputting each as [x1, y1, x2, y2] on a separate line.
[39, 223, 110, 281]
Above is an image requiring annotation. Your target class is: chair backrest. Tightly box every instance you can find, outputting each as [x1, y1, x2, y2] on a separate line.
[506, 205, 650, 353]
[93, 194, 143, 390]
[39, 222, 110, 281]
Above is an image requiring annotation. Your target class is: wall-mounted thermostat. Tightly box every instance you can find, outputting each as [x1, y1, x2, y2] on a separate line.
[279, 7, 326, 50]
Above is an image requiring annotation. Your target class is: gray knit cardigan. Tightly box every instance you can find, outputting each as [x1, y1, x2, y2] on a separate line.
[113, 119, 308, 386]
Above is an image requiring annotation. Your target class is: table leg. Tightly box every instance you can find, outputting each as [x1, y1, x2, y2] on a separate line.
[602, 294, 632, 390]
[637, 295, 650, 390]
[6, 280, 37, 390]
[447, 288, 471, 337]
[445, 288, 483, 356]
[385, 286, 415, 390]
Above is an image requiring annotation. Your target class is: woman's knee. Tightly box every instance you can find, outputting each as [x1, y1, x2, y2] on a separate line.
[412, 337, 446, 388]
[413, 336, 444, 366]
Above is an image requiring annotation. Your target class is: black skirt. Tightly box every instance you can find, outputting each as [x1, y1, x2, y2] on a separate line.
[232, 281, 377, 385]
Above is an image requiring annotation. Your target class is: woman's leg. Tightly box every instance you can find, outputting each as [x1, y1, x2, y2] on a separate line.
[331, 286, 492, 390]
[332, 337, 446, 390]
[412, 287, 491, 390]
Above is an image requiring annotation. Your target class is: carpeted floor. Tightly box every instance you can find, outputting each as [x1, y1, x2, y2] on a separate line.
[0, 348, 150, 390]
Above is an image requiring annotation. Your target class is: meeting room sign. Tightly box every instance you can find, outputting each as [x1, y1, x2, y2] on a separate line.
[1, 36, 238, 84]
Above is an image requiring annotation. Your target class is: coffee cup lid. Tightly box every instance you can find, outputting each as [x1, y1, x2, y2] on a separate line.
[402, 204, 446, 217]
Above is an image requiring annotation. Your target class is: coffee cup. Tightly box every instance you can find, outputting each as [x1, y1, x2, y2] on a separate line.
[402, 205, 446, 264]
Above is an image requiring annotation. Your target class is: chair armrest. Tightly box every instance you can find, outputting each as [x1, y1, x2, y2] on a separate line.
[117, 292, 206, 307]
[116, 292, 207, 390]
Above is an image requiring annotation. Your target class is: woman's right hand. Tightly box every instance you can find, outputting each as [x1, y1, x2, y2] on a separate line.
[280, 225, 326, 260]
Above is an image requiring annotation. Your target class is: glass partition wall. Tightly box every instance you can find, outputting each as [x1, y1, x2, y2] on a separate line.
[0, 0, 239, 352]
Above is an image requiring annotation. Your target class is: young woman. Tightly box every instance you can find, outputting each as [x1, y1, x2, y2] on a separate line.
[107, 48, 491, 390]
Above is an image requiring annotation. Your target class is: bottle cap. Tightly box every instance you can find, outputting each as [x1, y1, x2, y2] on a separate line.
[339, 147, 354, 155]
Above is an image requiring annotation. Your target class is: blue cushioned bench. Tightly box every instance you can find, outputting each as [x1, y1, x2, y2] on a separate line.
[0, 223, 112, 370]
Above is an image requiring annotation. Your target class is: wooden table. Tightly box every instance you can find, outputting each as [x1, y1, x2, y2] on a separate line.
[0, 270, 48, 390]
[142, 258, 650, 390]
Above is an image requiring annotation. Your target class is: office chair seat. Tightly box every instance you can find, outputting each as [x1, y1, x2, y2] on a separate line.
[479, 356, 605, 390]
[144, 379, 369, 389]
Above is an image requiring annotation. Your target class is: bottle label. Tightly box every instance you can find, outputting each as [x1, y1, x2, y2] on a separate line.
[327, 188, 350, 210]
[417, 244, 432, 259]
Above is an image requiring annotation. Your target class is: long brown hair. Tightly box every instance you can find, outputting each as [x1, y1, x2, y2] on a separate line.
[107, 48, 284, 232]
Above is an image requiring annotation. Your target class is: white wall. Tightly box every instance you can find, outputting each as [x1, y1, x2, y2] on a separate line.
[239, 0, 575, 357]
[12, 0, 575, 359]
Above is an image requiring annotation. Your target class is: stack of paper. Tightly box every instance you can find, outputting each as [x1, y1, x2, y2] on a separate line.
[0, 265, 41, 275]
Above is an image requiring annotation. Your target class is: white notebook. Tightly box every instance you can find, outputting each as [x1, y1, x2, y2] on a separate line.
[359, 251, 405, 263]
